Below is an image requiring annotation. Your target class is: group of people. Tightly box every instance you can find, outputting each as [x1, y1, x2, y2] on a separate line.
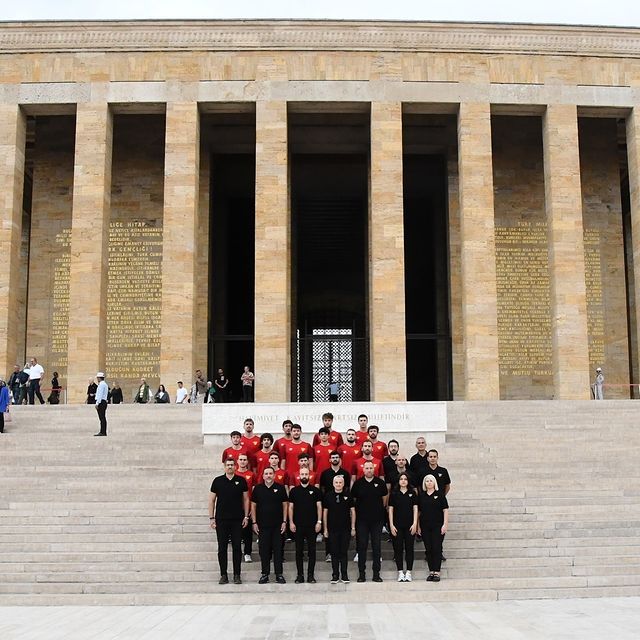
[5, 358, 55, 406]
[209, 413, 451, 585]
[190, 366, 255, 404]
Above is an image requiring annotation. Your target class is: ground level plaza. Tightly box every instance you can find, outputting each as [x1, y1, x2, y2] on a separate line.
[3, 20, 640, 403]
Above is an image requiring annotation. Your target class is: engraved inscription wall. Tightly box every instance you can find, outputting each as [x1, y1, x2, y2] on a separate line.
[50, 228, 71, 370]
[583, 228, 605, 367]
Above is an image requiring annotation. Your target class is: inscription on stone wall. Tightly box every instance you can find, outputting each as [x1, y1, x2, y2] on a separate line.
[495, 220, 553, 378]
[584, 228, 605, 367]
[106, 221, 162, 384]
[51, 228, 71, 370]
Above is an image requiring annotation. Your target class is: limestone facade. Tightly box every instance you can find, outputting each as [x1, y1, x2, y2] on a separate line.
[1, 20, 639, 402]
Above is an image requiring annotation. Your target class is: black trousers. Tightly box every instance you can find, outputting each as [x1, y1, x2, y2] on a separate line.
[28, 379, 45, 405]
[258, 525, 283, 576]
[11, 384, 20, 404]
[421, 521, 443, 572]
[242, 385, 253, 402]
[328, 528, 350, 579]
[96, 400, 108, 435]
[216, 519, 243, 577]
[242, 522, 253, 555]
[392, 526, 415, 571]
[0, 410, 4, 433]
[356, 520, 383, 575]
[294, 525, 317, 577]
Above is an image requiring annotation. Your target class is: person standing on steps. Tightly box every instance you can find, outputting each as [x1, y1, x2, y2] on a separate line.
[209, 458, 250, 585]
[388, 472, 418, 582]
[426, 449, 452, 562]
[27, 357, 45, 405]
[418, 474, 449, 583]
[94, 372, 109, 437]
[592, 367, 604, 400]
[241, 365, 254, 402]
[0, 378, 10, 433]
[323, 474, 355, 584]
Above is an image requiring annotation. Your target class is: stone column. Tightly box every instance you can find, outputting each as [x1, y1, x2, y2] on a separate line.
[67, 103, 113, 402]
[542, 104, 590, 399]
[254, 101, 290, 402]
[160, 102, 200, 388]
[0, 105, 26, 379]
[457, 103, 500, 399]
[627, 107, 640, 391]
[369, 102, 407, 401]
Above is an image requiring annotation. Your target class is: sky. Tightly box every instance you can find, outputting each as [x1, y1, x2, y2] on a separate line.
[2, 0, 640, 28]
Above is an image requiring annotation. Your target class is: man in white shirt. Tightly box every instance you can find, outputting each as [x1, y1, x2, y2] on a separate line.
[27, 357, 45, 405]
[175, 381, 189, 404]
[94, 372, 109, 437]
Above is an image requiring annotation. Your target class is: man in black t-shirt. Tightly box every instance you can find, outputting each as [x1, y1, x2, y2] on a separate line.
[382, 439, 400, 479]
[209, 459, 250, 584]
[409, 436, 429, 485]
[323, 475, 355, 583]
[251, 467, 288, 584]
[351, 461, 388, 582]
[289, 467, 323, 583]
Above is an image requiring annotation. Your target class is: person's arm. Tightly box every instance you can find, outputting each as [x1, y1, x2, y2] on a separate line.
[280, 499, 288, 534]
[388, 505, 397, 536]
[322, 507, 329, 539]
[208, 492, 217, 529]
[444, 483, 451, 496]
[288, 499, 296, 533]
[441, 508, 449, 535]
[315, 499, 323, 533]
[251, 501, 258, 534]
[350, 506, 356, 537]
[242, 491, 250, 528]
[410, 504, 418, 535]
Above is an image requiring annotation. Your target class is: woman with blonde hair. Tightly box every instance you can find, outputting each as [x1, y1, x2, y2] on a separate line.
[418, 474, 449, 582]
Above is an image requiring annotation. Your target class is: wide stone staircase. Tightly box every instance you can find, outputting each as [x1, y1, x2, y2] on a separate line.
[1, 401, 640, 604]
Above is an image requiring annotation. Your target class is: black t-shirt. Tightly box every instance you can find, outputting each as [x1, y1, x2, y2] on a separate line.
[210, 474, 248, 521]
[323, 490, 354, 531]
[409, 452, 430, 483]
[319, 467, 351, 494]
[418, 491, 449, 527]
[252, 482, 288, 528]
[386, 468, 418, 490]
[382, 455, 398, 479]
[351, 476, 388, 523]
[425, 465, 451, 493]
[388, 489, 418, 528]
[289, 484, 322, 527]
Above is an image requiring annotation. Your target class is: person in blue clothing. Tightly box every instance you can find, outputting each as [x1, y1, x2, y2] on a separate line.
[0, 377, 11, 433]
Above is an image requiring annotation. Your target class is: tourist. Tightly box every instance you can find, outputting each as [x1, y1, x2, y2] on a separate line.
[240, 365, 254, 402]
[388, 472, 418, 582]
[235, 454, 256, 562]
[154, 384, 170, 404]
[204, 381, 216, 403]
[193, 369, 207, 403]
[312, 412, 343, 447]
[214, 368, 229, 402]
[592, 367, 604, 400]
[86, 378, 97, 404]
[288, 466, 323, 583]
[27, 357, 45, 405]
[281, 423, 313, 474]
[322, 474, 355, 584]
[48, 371, 61, 405]
[337, 429, 361, 476]
[94, 372, 109, 437]
[17, 364, 30, 405]
[355, 414, 369, 445]
[328, 380, 340, 402]
[351, 460, 388, 582]
[251, 467, 288, 584]
[133, 378, 151, 404]
[209, 458, 250, 585]
[175, 381, 188, 404]
[409, 436, 430, 486]
[418, 474, 449, 582]
[367, 425, 388, 461]
[221, 430, 248, 466]
[8, 365, 21, 405]
[253, 433, 274, 478]
[0, 377, 10, 433]
[109, 382, 123, 404]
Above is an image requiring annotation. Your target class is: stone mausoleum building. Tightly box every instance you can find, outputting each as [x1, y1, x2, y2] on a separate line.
[1, 19, 640, 404]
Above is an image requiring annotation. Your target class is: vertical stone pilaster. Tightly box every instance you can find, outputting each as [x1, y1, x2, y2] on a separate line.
[369, 102, 407, 401]
[457, 103, 500, 399]
[160, 102, 200, 389]
[0, 105, 26, 379]
[67, 103, 112, 402]
[543, 104, 590, 399]
[254, 101, 290, 402]
[627, 107, 640, 391]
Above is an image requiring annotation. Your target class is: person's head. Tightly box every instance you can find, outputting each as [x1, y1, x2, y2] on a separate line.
[261, 433, 273, 449]
[422, 474, 439, 492]
[596, 367, 602, 373]
[244, 365, 250, 372]
[269, 452, 280, 469]
[177, 381, 183, 388]
[141, 378, 146, 384]
[427, 449, 439, 466]
[218, 368, 224, 375]
[345, 428, 356, 444]
[361, 440, 373, 456]
[333, 475, 345, 493]
[396, 472, 412, 491]
[207, 381, 212, 388]
[158, 384, 166, 393]
[291, 424, 302, 441]
[358, 414, 368, 430]
[230, 430, 242, 445]
[367, 425, 379, 440]
[195, 369, 202, 379]
[237, 453, 249, 471]
[282, 419, 293, 436]
[53, 371, 59, 378]
[395, 455, 407, 469]
[14, 365, 19, 371]
[363, 461, 375, 479]
[96, 372, 105, 381]
[299, 467, 310, 484]
[329, 451, 341, 468]
[322, 412, 333, 429]
[388, 439, 399, 456]
[243, 418, 254, 434]
[262, 466, 275, 484]
[415, 436, 427, 452]
[30, 357, 37, 365]
[113, 382, 120, 389]
[318, 427, 330, 443]
[298, 452, 310, 469]
[224, 458, 236, 476]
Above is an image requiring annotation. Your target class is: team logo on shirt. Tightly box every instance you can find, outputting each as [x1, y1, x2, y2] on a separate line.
[309, 490, 314, 495]
[274, 488, 278, 493]
[235, 481, 239, 485]
[374, 483, 379, 488]
[434, 496, 439, 500]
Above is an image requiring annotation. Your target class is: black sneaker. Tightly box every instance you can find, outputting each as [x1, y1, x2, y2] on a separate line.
[295, 575, 304, 584]
[357, 574, 366, 583]
[441, 554, 447, 562]
[341, 576, 350, 584]
[233, 574, 242, 585]
[372, 574, 383, 583]
[258, 574, 269, 584]
[307, 575, 316, 584]
[218, 575, 229, 585]
[275, 575, 286, 584]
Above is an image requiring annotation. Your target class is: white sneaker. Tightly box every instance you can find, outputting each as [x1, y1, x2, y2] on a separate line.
[397, 570, 405, 582]
[325, 554, 331, 562]
[316, 533, 323, 542]
[244, 554, 252, 562]
[405, 571, 412, 582]
[353, 553, 358, 562]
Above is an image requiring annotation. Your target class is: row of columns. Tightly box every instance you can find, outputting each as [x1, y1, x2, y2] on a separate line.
[1, 101, 639, 401]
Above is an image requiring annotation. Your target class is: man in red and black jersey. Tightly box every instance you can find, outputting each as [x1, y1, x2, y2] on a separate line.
[240, 418, 261, 461]
[312, 428, 335, 477]
[353, 440, 384, 481]
[281, 423, 313, 474]
[274, 419, 294, 459]
[312, 412, 343, 448]
[236, 453, 256, 562]
[221, 430, 248, 466]
[287, 453, 317, 490]
[367, 425, 388, 461]
[253, 433, 274, 478]
[337, 428, 361, 475]
[354, 414, 369, 445]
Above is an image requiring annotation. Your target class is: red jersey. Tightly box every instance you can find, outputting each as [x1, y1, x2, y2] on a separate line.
[353, 456, 383, 479]
[288, 470, 318, 488]
[274, 437, 293, 459]
[282, 440, 313, 472]
[355, 430, 370, 445]
[312, 430, 344, 448]
[253, 449, 273, 478]
[312, 444, 335, 476]
[221, 445, 247, 465]
[370, 441, 388, 461]
[236, 469, 256, 498]
[337, 443, 362, 475]
[240, 434, 261, 456]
